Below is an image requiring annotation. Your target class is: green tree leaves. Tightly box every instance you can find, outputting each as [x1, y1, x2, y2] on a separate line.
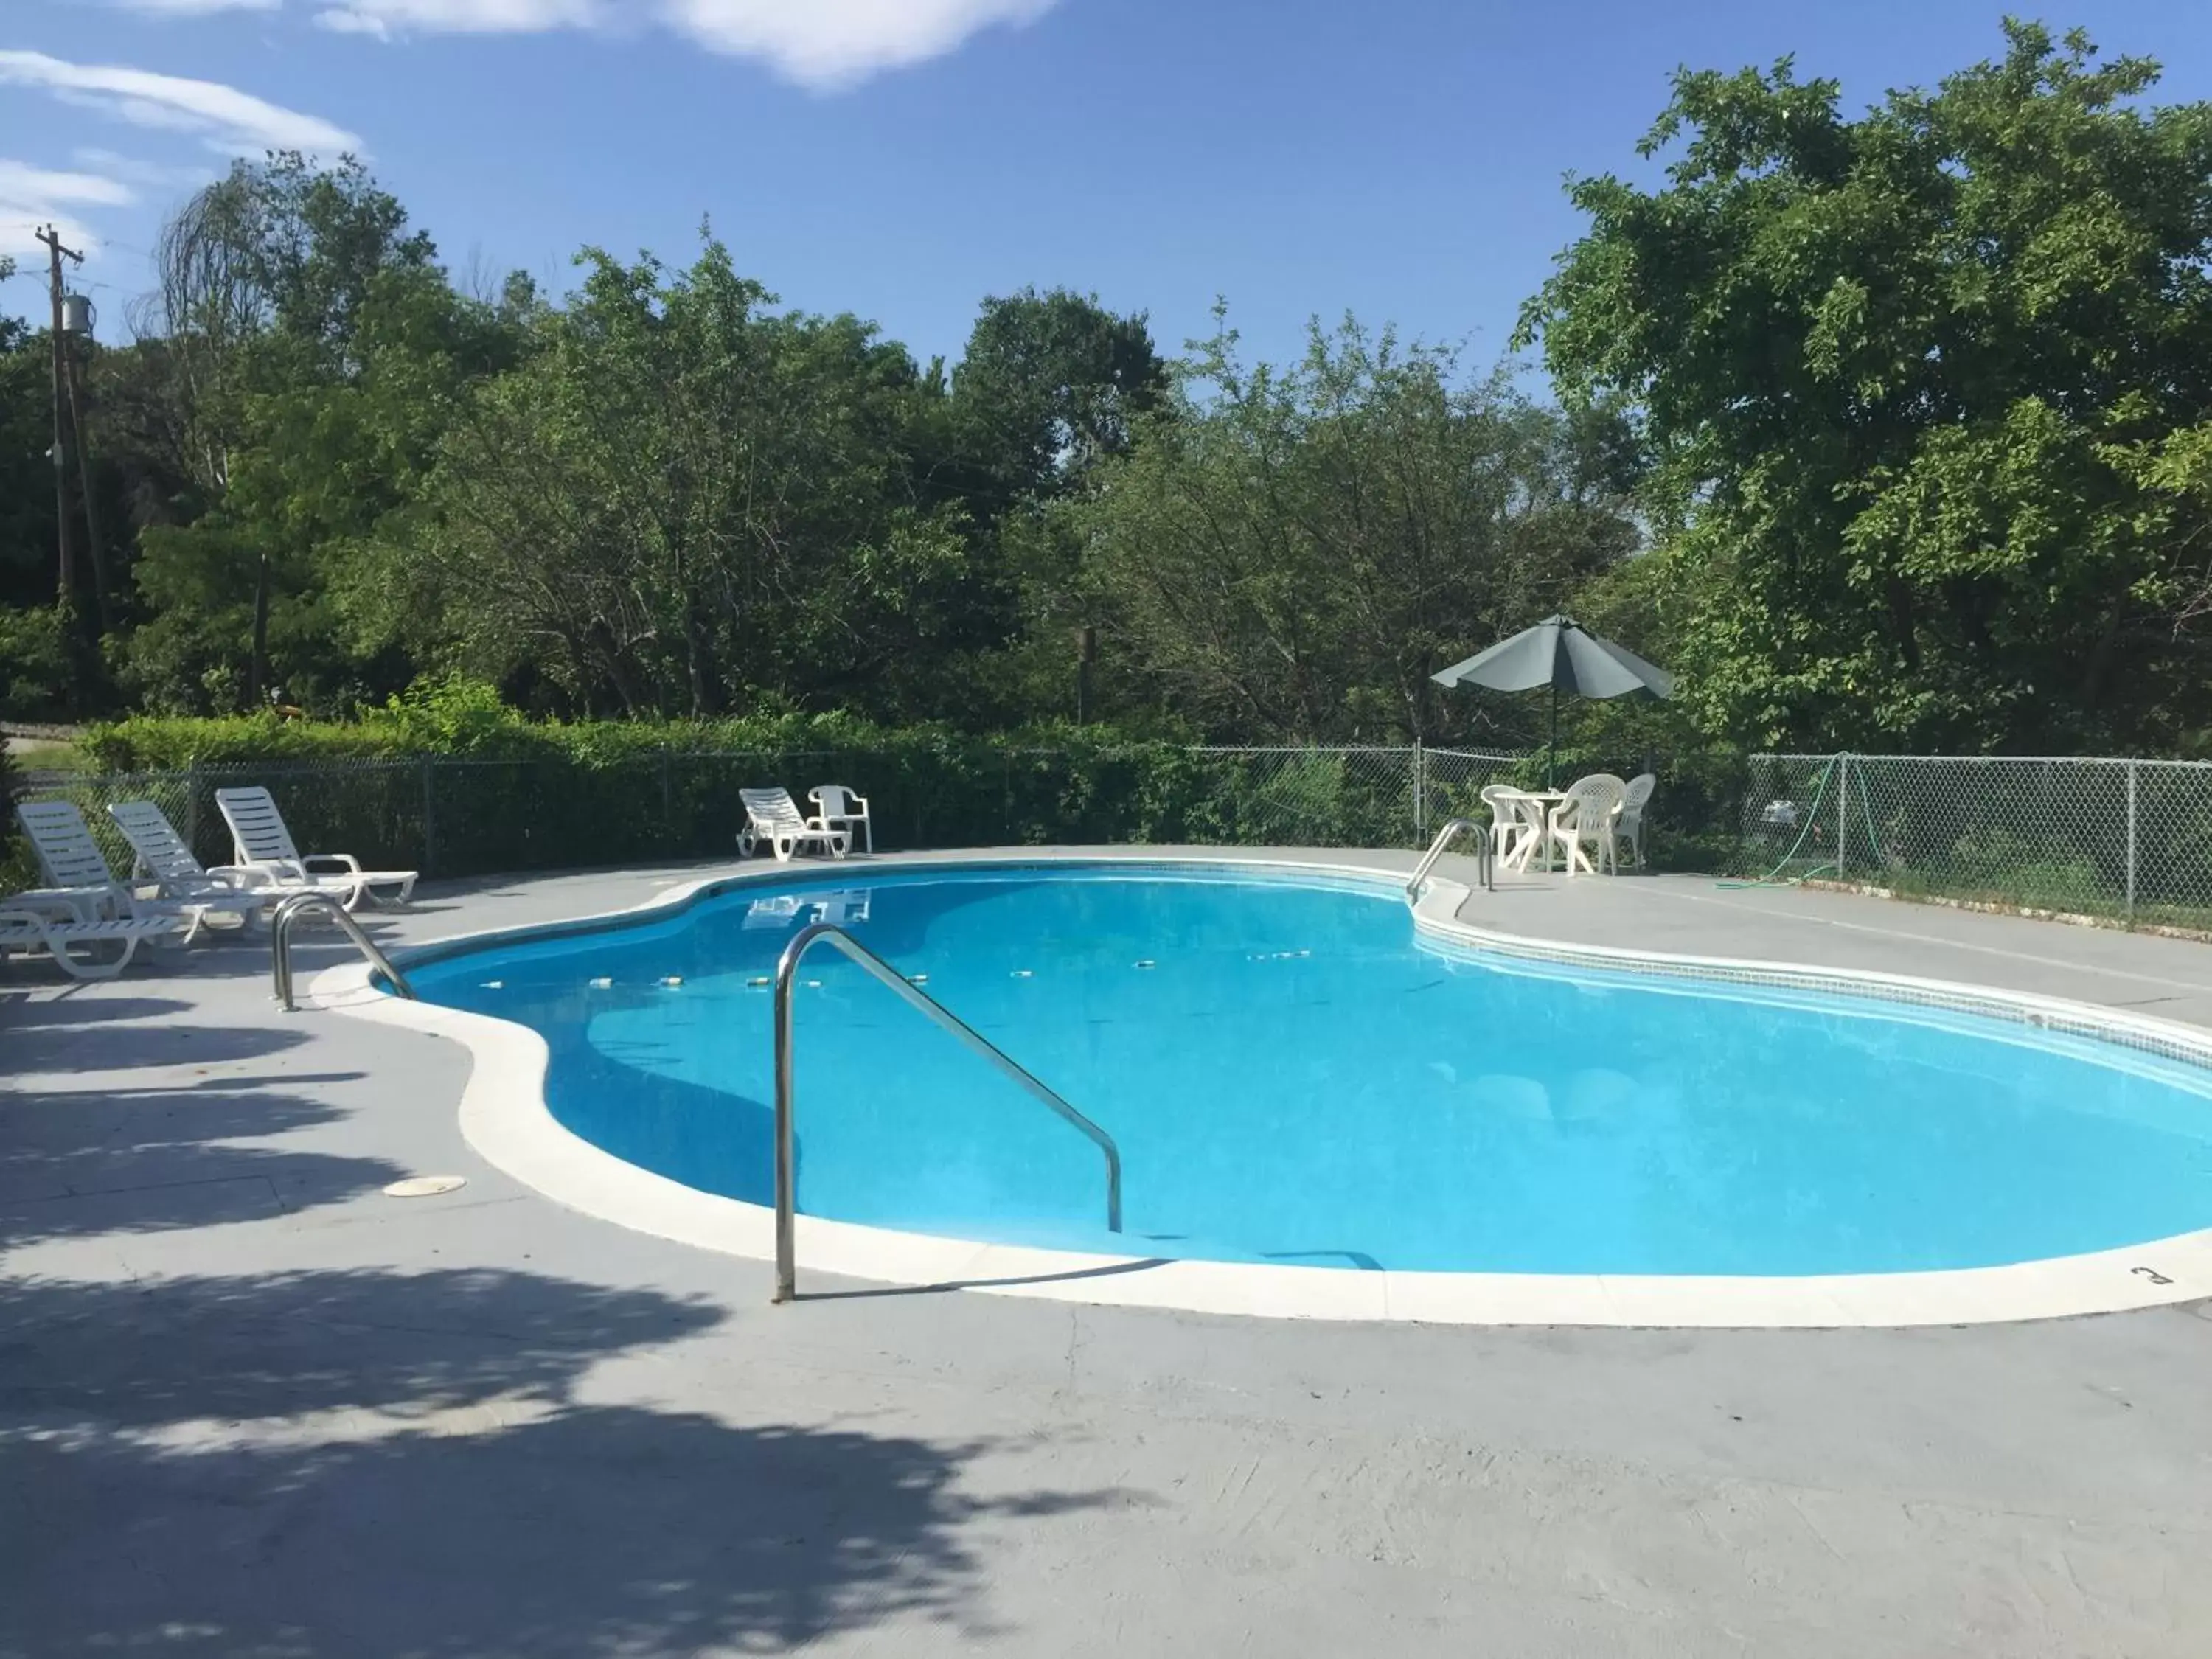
[1524, 20, 2212, 752]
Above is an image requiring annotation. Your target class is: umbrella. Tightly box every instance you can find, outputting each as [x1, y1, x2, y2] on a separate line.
[1432, 614, 1673, 785]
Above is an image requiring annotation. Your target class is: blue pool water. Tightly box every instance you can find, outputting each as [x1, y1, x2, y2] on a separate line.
[408, 863, 2212, 1275]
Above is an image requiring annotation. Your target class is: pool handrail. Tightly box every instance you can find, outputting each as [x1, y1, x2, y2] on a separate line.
[771, 921, 1124, 1304]
[271, 889, 414, 1011]
[1407, 816, 1494, 905]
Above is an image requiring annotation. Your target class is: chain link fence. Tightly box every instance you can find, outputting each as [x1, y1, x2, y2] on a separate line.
[1732, 754, 2212, 928]
[6, 745, 1532, 888]
[23, 743, 2195, 929]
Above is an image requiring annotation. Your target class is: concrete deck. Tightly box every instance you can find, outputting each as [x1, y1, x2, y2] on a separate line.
[7, 854, 2212, 1656]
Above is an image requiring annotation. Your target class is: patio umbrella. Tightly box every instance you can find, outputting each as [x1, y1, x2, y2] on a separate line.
[1432, 614, 1673, 785]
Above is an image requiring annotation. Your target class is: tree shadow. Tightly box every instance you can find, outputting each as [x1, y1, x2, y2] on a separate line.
[0, 995, 195, 1026]
[5, 1017, 312, 1073]
[0, 1074, 403, 1250]
[0, 1267, 1138, 1656]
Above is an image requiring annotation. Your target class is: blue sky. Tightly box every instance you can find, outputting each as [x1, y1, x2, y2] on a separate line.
[4, 1, 2211, 375]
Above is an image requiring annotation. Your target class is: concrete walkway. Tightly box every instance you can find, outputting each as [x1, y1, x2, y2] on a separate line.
[6, 855, 2212, 1657]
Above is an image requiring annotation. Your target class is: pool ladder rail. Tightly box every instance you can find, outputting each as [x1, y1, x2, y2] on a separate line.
[772, 922, 1124, 1304]
[271, 890, 416, 1012]
[1407, 817, 1494, 906]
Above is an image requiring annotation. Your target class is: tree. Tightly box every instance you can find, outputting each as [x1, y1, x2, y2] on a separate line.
[1521, 20, 2212, 753]
[949, 288, 1164, 510]
[121, 156, 512, 712]
[406, 238, 978, 718]
[1068, 312, 1639, 740]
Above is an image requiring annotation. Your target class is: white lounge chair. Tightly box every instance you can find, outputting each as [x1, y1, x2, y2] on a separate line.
[738, 787, 848, 863]
[15, 800, 259, 945]
[0, 904, 184, 980]
[214, 786, 418, 911]
[1618, 773, 1657, 869]
[1546, 774, 1628, 877]
[807, 784, 874, 855]
[108, 800, 288, 926]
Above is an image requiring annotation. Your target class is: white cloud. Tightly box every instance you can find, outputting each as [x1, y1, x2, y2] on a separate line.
[301, 0, 1057, 88]
[107, 0, 282, 15]
[312, 8, 392, 34]
[0, 50, 361, 158]
[0, 158, 136, 262]
[70, 147, 219, 190]
[313, 0, 596, 37]
[0, 161, 135, 209]
[658, 0, 1057, 88]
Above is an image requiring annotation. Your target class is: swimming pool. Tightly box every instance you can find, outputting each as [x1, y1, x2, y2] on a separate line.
[404, 861, 2212, 1281]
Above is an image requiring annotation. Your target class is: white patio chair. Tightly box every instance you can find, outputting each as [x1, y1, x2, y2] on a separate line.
[1479, 785, 1536, 866]
[109, 800, 288, 926]
[807, 784, 874, 855]
[15, 800, 258, 945]
[1491, 789, 1555, 874]
[0, 903, 185, 980]
[1546, 774, 1628, 877]
[215, 787, 419, 911]
[738, 787, 848, 863]
[1617, 773, 1657, 869]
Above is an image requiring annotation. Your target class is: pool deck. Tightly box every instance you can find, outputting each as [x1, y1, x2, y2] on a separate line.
[7, 850, 2212, 1656]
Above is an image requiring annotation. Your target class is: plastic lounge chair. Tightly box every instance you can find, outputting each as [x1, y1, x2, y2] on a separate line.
[738, 787, 848, 863]
[1546, 774, 1628, 877]
[215, 786, 419, 911]
[109, 800, 285, 925]
[15, 800, 258, 945]
[0, 904, 184, 981]
[1617, 773, 1657, 869]
[807, 784, 874, 855]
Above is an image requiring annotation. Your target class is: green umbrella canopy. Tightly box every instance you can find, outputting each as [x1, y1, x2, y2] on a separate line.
[1432, 615, 1673, 785]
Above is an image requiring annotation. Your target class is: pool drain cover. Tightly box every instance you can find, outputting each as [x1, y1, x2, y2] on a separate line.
[383, 1175, 468, 1199]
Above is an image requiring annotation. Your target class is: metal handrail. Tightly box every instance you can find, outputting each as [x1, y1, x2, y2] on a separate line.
[1405, 816, 1494, 905]
[271, 891, 414, 1011]
[772, 922, 1122, 1304]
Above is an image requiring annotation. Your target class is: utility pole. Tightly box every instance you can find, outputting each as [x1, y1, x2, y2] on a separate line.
[35, 225, 83, 614]
[63, 312, 112, 631]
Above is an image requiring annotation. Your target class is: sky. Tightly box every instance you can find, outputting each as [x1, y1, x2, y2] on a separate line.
[2, 1, 2211, 376]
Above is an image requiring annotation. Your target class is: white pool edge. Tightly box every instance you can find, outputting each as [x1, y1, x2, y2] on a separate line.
[310, 849, 2212, 1328]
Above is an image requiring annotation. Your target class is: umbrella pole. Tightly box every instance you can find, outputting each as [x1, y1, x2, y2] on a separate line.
[1548, 682, 1558, 788]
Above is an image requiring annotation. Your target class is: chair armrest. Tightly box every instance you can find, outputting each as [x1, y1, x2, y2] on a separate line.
[7, 889, 97, 923]
[302, 853, 365, 876]
[204, 864, 280, 890]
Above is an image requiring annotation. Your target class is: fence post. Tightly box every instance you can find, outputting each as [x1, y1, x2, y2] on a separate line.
[421, 756, 437, 878]
[1413, 740, 1427, 843]
[2126, 759, 2139, 919]
[1834, 753, 1848, 880]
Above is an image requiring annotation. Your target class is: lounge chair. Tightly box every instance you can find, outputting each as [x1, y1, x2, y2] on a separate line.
[108, 799, 288, 925]
[0, 904, 184, 980]
[15, 800, 260, 945]
[214, 787, 419, 911]
[1545, 774, 1628, 877]
[738, 787, 848, 863]
[807, 784, 874, 855]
